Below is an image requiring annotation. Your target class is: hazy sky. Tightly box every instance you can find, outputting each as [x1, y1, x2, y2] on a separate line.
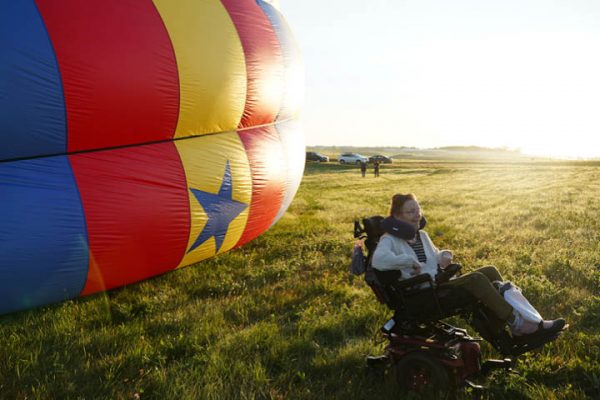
[281, 0, 600, 158]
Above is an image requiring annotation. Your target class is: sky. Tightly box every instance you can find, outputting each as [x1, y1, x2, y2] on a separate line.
[281, 0, 600, 158]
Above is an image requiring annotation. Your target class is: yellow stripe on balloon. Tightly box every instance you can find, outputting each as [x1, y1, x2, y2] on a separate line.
[175, 133, 252, 268]
[153, 0, 247, 138]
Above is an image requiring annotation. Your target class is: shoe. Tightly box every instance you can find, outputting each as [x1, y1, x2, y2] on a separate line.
[537, 318, 567, 335]
[517, 318, 567, 339]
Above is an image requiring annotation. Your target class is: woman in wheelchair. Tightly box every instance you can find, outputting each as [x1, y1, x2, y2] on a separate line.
[371, 193, 566, 340]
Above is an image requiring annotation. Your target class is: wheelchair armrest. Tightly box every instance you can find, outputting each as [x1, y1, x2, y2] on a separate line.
[389, 274, 442, 319]
[392, 273, 434, 291]
[435, 263, 462, 284]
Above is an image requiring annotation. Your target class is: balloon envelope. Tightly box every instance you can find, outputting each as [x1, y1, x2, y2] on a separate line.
[0, 0, 304, 315]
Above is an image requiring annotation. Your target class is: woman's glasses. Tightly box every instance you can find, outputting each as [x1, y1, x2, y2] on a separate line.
[402, 208, 422, 216]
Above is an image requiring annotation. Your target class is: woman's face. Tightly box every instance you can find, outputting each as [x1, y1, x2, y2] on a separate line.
[397, 199, 422, 228]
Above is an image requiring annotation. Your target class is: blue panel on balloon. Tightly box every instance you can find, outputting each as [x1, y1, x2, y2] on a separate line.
[256, 1, 295, 61]
[256, 0, 298, 120]
[0, 157, 89, 314]
[0, 0, 66, 161]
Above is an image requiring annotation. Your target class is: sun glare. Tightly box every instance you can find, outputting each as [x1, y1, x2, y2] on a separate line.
[521, 142, 600, 160]
[284, 1, 600, 159]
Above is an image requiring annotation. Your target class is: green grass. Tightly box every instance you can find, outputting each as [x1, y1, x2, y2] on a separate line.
[1, 160, 599, 399]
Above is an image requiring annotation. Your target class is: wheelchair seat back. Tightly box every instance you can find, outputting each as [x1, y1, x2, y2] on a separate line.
[360, 216, 385, 254]
[355, 216, 390, 305]
[356, 215, 474, 322]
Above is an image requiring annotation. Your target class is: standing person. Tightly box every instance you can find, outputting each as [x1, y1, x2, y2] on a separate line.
[373, 161, 380, 177]
[360, 161, 367, 178]
[371, 193, 566, 337]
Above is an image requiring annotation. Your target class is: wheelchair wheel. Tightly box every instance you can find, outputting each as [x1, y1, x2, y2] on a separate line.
[393, 351, 451, 398]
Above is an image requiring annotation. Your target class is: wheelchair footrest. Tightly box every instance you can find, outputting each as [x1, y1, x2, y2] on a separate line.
[464, 379, 486, 391]
[366, 355, 391, 369]
[510, 330, 563, 356]
[480, 358, 513, 376]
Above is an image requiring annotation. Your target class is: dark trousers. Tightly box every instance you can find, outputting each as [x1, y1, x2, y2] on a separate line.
[439, 266, 513, 321]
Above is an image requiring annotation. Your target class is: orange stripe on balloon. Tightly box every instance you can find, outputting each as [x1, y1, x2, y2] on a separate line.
[221, 0, 284, 129]
[235, 126, 286, 247]
[270, 120, 305, 226]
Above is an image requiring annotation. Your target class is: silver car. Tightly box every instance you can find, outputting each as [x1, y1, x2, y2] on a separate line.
[339, 152, 369, 164]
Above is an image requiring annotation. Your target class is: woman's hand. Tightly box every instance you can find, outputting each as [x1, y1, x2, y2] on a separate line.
[410, 262, 424, 276]
[439, 250, 453, 269]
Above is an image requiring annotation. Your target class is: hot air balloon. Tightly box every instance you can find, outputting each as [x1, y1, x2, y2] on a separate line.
[0, 0, 304, 315]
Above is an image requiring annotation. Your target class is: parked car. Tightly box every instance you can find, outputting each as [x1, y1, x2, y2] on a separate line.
[306, 151, 329, 162]
[338, 153, 369, 164]
[369, 154, 393, 164]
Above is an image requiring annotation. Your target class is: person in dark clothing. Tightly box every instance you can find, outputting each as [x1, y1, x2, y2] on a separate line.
[373, 161, 380, 177]
[360, 161, 367, 177]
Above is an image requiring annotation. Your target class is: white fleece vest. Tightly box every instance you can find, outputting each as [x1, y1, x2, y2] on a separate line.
[372, 230, 443, 281]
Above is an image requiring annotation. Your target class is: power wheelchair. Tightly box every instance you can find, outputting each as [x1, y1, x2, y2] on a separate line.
[354, 216, 563, 396]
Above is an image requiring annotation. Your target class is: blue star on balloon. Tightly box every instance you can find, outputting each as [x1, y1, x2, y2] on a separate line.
[187, 161, 248, 254]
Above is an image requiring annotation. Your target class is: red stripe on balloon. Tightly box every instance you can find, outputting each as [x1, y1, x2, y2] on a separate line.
[35, 0, 179, 153]
[221, 0, 284, 129]
[236, 126, 286, 247]
[69, 143, 190, 295]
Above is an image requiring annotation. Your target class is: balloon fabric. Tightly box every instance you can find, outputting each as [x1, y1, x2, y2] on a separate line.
[0, 0, 304, 315]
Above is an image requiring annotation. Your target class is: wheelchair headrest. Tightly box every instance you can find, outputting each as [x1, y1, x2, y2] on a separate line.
[381, 215, 427, 240]
[362, 216, 385, 239]
[354, 215, 427, 241]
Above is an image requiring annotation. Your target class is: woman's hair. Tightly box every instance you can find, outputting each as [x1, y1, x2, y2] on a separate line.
[390, 193, 417, 216]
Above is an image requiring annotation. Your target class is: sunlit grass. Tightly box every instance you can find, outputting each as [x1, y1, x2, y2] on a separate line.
[0, 160, 599, 399]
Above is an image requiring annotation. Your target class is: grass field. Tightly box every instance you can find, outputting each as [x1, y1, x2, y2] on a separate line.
[1, 160, 599, 399]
